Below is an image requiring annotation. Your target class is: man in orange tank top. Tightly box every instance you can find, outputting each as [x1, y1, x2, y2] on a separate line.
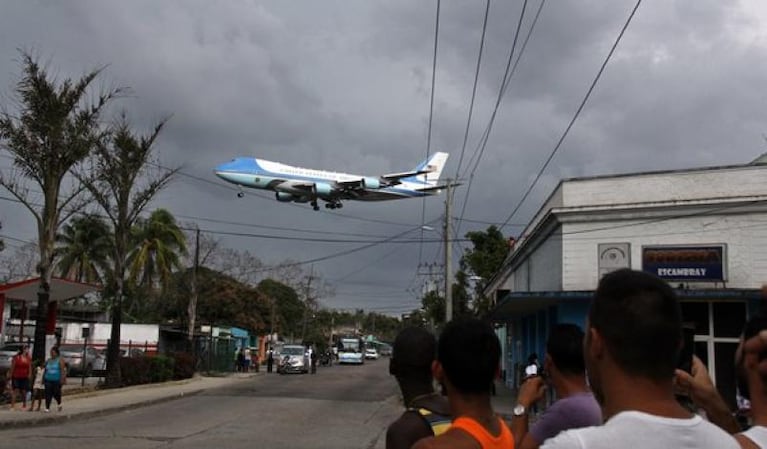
[412, 318, 514, 449]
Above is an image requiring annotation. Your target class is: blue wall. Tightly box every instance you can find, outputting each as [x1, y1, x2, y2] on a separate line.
[503, 301, 591, 388]
[557, 301, 590, 329]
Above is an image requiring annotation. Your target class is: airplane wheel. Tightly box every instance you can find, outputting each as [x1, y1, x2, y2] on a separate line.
[313, 205, 320, 211]
[237, 192, 244, 198]
[325, 203, 332, 209]
[337, 203, 343, 209]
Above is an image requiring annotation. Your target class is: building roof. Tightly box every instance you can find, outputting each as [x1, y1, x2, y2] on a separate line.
[0, 277, 100, 303]
[483, 160, 767, 297]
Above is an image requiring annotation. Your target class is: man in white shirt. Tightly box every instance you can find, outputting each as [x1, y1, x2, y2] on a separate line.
[737, 325, 767, 448]
[675, 313, 767, 448]
[542, 269, 739, 449]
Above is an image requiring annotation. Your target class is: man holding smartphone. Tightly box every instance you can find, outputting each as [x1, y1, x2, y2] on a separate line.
[511, 324, 602, 449]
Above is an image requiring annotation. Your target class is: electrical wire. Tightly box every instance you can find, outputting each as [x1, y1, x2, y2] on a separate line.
[418, 0, 443, 271]
[498, 0, 643, 230]
[454, 0, 491, 180]
[456, 0, 546, 237]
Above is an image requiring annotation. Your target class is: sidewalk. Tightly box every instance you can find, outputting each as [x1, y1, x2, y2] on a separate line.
[0, 372, 260, 429]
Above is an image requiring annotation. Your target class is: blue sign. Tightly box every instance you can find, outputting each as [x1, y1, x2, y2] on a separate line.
[642, 245, 726, 282]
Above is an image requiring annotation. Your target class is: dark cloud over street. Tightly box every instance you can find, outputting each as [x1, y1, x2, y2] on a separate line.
[1, 1, 766, 313]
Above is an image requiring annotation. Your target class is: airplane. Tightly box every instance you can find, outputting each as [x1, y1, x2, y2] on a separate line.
[214, 152, 450, 210]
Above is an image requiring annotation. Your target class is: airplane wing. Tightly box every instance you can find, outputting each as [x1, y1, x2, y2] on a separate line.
[415, 182, 462, 192]
[273, 180, 316, 192]
[380, 168, 433, 183]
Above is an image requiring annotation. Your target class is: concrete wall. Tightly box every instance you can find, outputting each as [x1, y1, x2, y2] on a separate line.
[562, 212, 767, 290]
[562, 165, 767, 208]
[61, 323, 159, 346]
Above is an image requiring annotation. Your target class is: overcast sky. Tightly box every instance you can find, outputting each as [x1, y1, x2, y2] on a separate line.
[1, 1, 766, 314]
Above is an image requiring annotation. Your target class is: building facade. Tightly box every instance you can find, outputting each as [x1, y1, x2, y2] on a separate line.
[486, 160, 767, 408]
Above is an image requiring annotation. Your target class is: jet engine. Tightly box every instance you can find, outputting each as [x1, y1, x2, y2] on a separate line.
[361, 177, 381, 189]
[275, 192, 303, 203]
[314, 182, 333, 196]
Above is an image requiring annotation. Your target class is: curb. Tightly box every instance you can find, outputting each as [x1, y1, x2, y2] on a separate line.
[0, 374, 259, 430]
[0, 388, 206, 430]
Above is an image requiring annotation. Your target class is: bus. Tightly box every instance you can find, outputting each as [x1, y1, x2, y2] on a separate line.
[337, 337, 364, 365]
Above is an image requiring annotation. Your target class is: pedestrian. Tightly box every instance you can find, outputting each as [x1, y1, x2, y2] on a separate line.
[43, 346, 66, 413]
[673, 313, 767, 448]
[236, 348, 245, 372]
[412, 318, 514, 449]
[540, 269, 738, 449]
[244, 347, 251, 372]
[737, 321, 767, 448]
[310, 347, 317, 374]
[7, 344, 31, 410]
[267, 347, 274, 373]
[511, 324, 602, 449]
[30, 361, 44, 412]
[386, 327, 451, 449]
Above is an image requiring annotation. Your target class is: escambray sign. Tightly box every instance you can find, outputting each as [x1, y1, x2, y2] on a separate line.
[642, 245, 727, 282]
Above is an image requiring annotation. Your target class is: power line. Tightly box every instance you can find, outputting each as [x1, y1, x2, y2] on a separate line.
[184, 226, 468, 244]
[418, 0, 442, 272]
[498, 0, 643, 229]
[461, 0, 534, 180]
[456, 0, 546, 236]
[454, 0, 491, 180]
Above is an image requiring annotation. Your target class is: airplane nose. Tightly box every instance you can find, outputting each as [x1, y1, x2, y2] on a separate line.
[214, 160, 238, 177]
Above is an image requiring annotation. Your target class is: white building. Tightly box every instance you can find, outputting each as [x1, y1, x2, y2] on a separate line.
[486, 158, 767, 408]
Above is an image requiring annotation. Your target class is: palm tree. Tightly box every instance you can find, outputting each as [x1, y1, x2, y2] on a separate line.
[128, 209, 187, 291]
[55, 214, 112, 284]
[0, 51, 122, 363]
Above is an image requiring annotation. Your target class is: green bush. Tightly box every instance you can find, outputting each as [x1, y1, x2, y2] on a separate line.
[149, 355, 175, 383]
[119, 356, 152, 386]
[118, 354, 193, 386]
[172, 352, 196, 380]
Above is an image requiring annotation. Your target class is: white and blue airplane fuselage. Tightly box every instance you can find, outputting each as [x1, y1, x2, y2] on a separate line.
[214, 152, 449, 210]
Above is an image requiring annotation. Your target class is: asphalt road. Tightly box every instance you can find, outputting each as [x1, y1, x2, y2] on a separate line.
[0, 357, 403, 449]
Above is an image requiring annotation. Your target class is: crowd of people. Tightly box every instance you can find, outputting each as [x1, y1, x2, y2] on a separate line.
[5, 346, 67, 413]
[387, 268, 767, 449]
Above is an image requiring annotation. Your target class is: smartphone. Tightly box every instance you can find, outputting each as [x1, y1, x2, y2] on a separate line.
[677, 323, 696, 373]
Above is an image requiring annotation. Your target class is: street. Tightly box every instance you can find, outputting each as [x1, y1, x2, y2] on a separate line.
[0, 358, 402, 449]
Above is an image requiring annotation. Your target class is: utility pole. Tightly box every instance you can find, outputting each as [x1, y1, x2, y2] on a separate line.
[301, 265, 314, 343]
[187, 227, 200, 347]
[444, 180, 453, 324]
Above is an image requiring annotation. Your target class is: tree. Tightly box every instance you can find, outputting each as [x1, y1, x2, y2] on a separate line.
[460, 225, 510, 316]
[163, 267, 269, 332]
[0, 242, 39, 283]
[421, 289, 445, 329]
[257, 278, 304, 340]
[128, 208, 187, 290]
[0, 52, 122, 362]
[79, 114, 175, 387]
[209, 247, 263, 286]
[54, 214, 112, 284]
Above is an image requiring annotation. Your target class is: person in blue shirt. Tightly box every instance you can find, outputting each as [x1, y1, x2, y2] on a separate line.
[43, 347, 67, 412]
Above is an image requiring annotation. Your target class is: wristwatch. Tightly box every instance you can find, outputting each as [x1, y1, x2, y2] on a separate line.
[513, 404, 527, 417]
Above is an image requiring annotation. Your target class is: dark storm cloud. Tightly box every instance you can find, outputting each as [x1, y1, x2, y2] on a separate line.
[1, 0, 767, 311]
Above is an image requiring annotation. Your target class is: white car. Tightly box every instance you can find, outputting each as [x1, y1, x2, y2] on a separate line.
[365, 348, 379, 360]
[278, 345, 309, 374]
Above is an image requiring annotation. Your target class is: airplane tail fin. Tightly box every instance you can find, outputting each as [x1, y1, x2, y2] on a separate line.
[411, 152, 449, 186]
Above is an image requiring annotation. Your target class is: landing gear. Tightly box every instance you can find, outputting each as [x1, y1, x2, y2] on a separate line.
[237, 191, 244, 198]
[311, 200, 320, 211]
[324, 201, 343, 210]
